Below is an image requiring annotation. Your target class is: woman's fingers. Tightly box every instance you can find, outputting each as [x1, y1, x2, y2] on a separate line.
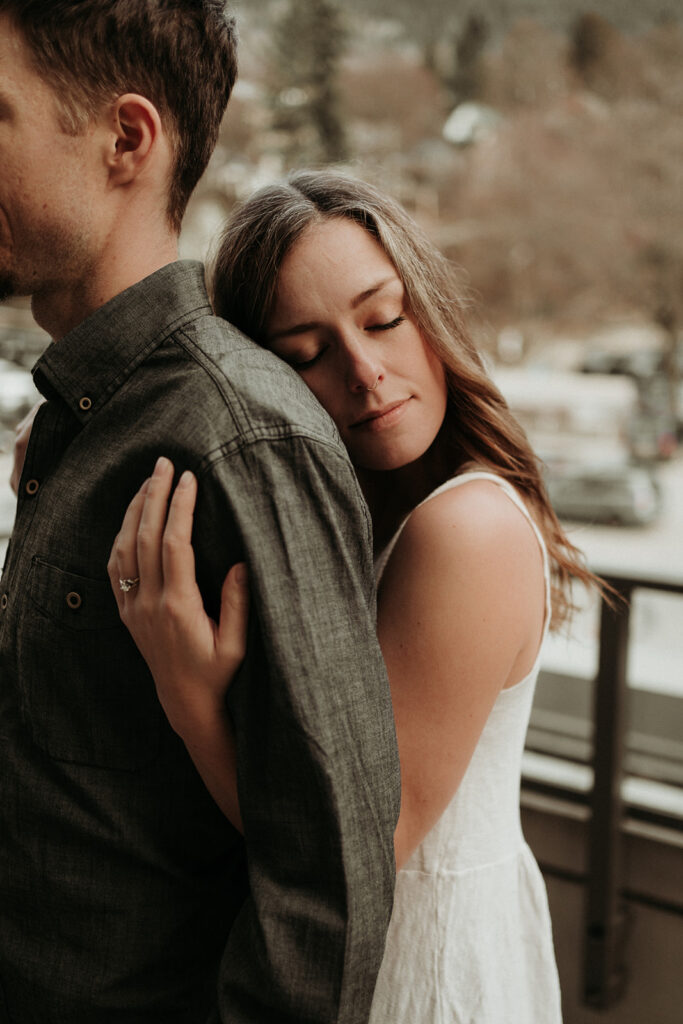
[107, 479, 149, 610]
[161, 470, 201, 599]
[217, 563, 250, 670]
[108, 467, 248, 702]
[136, 457, 175, 593]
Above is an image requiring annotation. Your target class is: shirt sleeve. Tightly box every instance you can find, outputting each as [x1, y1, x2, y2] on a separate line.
[194, 432, 401, 1024]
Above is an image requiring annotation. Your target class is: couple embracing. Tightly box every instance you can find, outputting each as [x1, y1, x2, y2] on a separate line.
[0, 2, 589, 1021]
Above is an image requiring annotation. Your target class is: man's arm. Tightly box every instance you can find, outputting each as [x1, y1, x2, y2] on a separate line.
[197, 433, 400, 1024]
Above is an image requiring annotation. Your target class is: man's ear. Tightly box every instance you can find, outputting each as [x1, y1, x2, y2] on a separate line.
[105, 94, 165, 186]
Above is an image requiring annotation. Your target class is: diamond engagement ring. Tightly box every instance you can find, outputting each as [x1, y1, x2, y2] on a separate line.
[119, 577, 140, 593]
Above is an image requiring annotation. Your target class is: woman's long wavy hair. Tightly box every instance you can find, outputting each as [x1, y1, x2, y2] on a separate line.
[210, 169, 598, 628]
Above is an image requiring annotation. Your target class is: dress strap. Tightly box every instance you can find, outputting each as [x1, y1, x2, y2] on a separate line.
[375, 471, 552, 640]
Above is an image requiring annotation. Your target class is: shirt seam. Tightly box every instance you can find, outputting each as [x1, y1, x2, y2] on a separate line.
[173, 324, 250, 442]
[195, 432, 374, 541]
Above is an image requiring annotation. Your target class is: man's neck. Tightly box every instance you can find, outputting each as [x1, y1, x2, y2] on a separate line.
[32, 233, 180, 342]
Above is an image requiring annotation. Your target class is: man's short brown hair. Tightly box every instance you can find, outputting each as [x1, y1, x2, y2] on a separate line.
[0, 0, 238, 232]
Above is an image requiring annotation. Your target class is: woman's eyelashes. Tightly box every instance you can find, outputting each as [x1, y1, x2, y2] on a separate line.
[292, 349, 324, 369]
[271, 340, 325, 369]
[366, 314, 406, 333]
[283, 313, 406, 369]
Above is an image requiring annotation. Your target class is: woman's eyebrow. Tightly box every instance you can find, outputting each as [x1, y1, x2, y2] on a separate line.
[270, 277, 401, 341]
[350, 277, 397, 309]
[268, 320, 320, 342]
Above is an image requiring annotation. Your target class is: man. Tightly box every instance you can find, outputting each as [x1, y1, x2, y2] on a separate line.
[0, 3, 400, 1022]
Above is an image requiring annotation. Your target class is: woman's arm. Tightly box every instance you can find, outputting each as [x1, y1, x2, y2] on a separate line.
[377, 479, 546, 869]
[110, 468, 545, 871]
[107, 457, 248, 830]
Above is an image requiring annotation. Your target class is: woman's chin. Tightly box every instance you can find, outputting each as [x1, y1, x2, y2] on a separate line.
[350, 444, 432, 475]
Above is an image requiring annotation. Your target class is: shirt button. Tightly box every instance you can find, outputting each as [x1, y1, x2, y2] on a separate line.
[25, 479, 40, 496]
[0, 594, 7, 611]
[66, 591, 82, 610]
[79, 396, 92, 412]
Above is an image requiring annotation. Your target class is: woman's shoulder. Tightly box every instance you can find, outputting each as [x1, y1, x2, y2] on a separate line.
[409, 474, 536, 552]
[381, 473, 544, 602]
[377, 471, 547, 700]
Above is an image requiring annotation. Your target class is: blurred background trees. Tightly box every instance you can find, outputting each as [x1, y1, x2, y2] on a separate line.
[268, 0, 348, 164]
[195, 0, 681, 365]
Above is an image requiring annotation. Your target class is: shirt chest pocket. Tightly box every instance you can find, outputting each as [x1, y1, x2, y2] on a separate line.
[19, 557, 162, 771]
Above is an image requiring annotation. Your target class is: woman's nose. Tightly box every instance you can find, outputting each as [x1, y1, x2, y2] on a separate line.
[343, 339, 384, 393]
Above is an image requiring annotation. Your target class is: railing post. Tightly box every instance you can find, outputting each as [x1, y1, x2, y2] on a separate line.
[583, 579, 633, 1009]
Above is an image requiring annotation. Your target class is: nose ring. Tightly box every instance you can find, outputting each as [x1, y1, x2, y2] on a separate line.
[365, 377, 380, 392]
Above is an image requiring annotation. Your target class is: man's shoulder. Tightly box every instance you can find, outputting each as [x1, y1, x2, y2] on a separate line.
[164, 311, 341, 451]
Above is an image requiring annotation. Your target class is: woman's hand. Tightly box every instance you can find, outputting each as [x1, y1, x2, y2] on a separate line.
[107, 456, 248, 830]
[107, 456, 249, 739]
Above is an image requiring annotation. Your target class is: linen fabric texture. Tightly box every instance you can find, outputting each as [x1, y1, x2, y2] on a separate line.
[0, 262, 400, 1024]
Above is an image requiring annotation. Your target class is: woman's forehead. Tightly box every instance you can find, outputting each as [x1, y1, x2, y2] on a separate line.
[277, 219, 399, 304]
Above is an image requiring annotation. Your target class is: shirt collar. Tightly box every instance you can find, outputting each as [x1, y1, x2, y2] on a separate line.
[33, 261, 212, 422]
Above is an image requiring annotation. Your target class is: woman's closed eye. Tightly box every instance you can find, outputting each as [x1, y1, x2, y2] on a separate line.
[276, 342, 326, 370]
[274, 313, 406, 370]
[291, 349, 324, 370]
[366, 314, 406, 333]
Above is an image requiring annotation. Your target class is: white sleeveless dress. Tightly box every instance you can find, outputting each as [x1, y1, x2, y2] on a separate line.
[369, 471, 563, 1024]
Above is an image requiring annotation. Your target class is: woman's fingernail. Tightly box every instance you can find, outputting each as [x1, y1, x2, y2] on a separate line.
[233, 563, 248, 586]
[154, 456, 170, 476]
[178, 470, 195, 488]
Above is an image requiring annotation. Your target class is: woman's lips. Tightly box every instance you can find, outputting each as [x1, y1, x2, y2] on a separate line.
[350, 398, 411, 432]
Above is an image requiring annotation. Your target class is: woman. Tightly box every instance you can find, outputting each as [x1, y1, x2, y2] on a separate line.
[110, 171, 596, 1022]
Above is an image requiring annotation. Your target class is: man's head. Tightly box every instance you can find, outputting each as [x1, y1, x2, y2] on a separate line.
[0, 0, 238, 234]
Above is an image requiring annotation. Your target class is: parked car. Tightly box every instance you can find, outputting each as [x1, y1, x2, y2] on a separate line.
[545, 462, 661, 527]
[580, 343, 681, 458]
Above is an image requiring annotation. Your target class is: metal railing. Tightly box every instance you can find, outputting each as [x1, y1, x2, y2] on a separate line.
[584, 569, 683, 1010]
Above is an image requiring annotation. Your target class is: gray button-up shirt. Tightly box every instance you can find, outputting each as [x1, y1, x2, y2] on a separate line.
[0, 262, 400, 1024]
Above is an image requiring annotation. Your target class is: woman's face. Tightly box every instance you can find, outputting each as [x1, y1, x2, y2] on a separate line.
[266, 217, 448, 472]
